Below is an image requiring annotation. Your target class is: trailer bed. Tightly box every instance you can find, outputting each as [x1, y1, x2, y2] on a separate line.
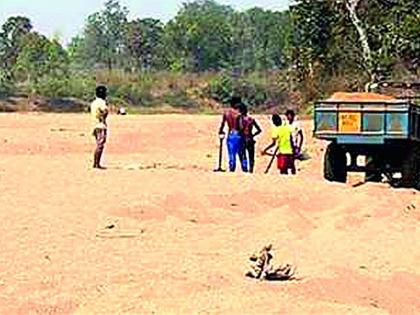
[314, 100, 420, 144]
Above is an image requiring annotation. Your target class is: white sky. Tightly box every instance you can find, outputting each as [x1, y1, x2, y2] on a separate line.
[0, 0, 290, 44]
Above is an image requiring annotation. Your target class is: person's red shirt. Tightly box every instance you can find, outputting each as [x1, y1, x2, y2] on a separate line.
[241, 116, 254, 138]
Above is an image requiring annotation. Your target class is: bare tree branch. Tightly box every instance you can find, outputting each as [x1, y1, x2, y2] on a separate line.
[343, 0, 374, 81]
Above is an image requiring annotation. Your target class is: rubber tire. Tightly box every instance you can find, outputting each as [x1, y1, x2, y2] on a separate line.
[400, 144, 420, 188]
[324, 143, 347, 183]
[366, 171, 382, 182]
[366, 156, 382, 182]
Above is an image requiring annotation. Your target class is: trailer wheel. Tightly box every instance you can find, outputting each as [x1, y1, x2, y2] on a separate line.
[324, 143, 347, 183]
[366, 171, 382, 182]
[400, 144, 420, 188]
[366, 156, 382, 182]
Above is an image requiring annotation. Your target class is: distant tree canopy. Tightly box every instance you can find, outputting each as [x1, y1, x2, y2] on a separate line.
[0, 0, 419, 105]
[291, 0, 420, 91]
[67, 0, 293, 74]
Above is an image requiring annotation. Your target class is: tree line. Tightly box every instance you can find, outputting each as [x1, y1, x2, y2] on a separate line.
[0, 0, 419, 111]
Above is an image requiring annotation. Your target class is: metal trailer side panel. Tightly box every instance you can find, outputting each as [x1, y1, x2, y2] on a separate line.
[410, 104, 420, 141]
[314, 100, 411, 144]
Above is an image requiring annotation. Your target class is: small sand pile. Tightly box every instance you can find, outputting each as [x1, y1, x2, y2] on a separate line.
[328, 92, 396, 102]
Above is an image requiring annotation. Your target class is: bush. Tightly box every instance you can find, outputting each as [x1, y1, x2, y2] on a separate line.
[35, 77, 70, 98]
[112, 82, 154, 106]
[34, 74, 96, 101]
[205, 71, 290, 111]
[1, 68, 319, 114]
[206, 72, 233, 104]
[0, 69, 14, 97]
[162, 90, 198, 108]
[66, 74, 96, 101]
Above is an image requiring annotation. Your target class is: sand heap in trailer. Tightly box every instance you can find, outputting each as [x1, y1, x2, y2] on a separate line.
[328, 92, 396, 101]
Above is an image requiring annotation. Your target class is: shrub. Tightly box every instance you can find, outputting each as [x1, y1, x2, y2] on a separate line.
[112, 82, 154, 106]
[0, 69, 14, 97]
[162, 90, 198, 108]
[206, 72, 233, 104]
[34, 74, 96, 101]
[205, 71, 290, 111]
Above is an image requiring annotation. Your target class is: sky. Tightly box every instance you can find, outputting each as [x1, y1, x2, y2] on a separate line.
[0, 0, 290, 44]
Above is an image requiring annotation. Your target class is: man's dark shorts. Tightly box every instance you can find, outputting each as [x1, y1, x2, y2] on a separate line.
[93, 128, 107, 147]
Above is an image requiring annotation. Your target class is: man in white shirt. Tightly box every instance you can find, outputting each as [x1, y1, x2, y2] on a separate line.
[91, 86, 109, 169]
[285, 109, 304, 158]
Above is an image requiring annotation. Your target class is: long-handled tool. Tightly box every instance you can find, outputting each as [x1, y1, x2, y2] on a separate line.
[214, 134, 226, 172]
[264, 147, 279, 174]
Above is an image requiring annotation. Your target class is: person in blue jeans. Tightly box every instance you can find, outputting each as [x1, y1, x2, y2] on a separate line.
[218, 97, 248, 172]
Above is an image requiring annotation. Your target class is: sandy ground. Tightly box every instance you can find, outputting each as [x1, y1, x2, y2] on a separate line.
[0, 113, 419, 315]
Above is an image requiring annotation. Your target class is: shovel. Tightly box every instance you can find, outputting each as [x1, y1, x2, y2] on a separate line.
[264, 147, 279, 174]
[214, 133, 226, 172]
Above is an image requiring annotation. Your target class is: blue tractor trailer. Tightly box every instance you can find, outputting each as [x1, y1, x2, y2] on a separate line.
[314, 82, 420, 187]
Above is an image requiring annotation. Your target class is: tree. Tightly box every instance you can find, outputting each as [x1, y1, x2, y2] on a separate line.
[102, 0, 128, 70]
[369, 0, 420, 74]
[165, 0, 234, 72]
[1, 16, 32, 42]
[291, 0, 338, 98]
[124, 18, 165, 71]
[337, 0, 374, 81]
[231, 8, 292, 72]
[67, 35, 88, 70]
[332, 0, 420, 80]
[0, 16, 33, 80]
[13, 32, 68, 90]
[70, 0, 128, 71]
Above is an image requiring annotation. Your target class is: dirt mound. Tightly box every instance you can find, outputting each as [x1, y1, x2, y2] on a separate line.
[328, 92, 396, 101]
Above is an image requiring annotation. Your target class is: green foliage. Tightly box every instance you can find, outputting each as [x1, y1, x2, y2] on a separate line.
[34, 74, 96, 100]
[164, 0, 234, 72]
[290, 0, 420, 103]
[0, 16, 33, 80]
[70, 0, 128, 71]
[68, 0, 294, 74]
[0, 67, 15, 96]
[112, 82, 154, 106]
[366, 0, 420, 72]
[13, 33, 69, 91]
[124, 18, 166, 71]
[206, 72, 233, 103]
[0, 16, 72, 99]
[163, 90, 198, 108]
[231, 8, 292, 71]
[206, 71, 290, 109]
[291, 1, 337, 77]
[1, 16, 32, 39]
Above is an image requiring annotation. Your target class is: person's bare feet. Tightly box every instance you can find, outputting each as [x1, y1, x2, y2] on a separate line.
[93, 165, 107, 170]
